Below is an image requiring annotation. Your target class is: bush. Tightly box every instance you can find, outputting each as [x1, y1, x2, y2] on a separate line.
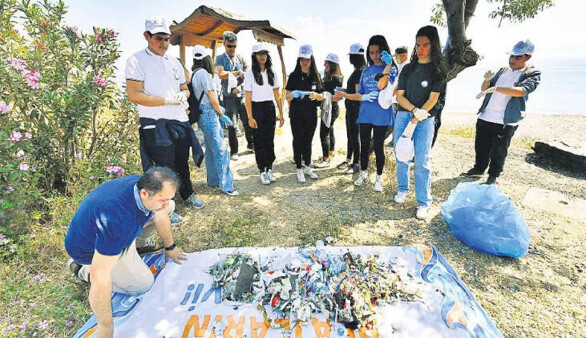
[0, 0, 140, 256]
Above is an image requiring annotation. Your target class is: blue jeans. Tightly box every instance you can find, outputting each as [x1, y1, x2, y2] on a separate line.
[198, 105, 234, 192]
[393, 111, 435, 207]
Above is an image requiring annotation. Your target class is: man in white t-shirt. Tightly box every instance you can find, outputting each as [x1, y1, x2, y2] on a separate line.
[125, 16, 206, 223]
[462, 40, 541, 184]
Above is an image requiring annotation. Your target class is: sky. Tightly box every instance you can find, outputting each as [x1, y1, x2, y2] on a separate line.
[61, 0, 585, 113]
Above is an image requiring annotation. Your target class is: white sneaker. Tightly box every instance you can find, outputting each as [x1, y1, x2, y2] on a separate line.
[224, 190, 239, 196]
[260, 172, 270, 185]
[354, 171, 368, 186]
[304, 166, 318, 179]
[266, 169, 276, 182]
[373, 175, 383, 192]
[394, 191, 408, 204]
[416, 206, 429, 220]
[230, 153, 239, 161]
[297, 169, 306, 183]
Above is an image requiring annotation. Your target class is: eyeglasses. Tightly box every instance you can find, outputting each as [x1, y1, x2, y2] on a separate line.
[226, 44, 237, 49]
[510, 55, 525, 60]
[154, 36, 170, 42]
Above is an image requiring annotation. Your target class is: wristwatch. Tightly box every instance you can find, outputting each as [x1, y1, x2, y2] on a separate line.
[165, 243, 176, 251]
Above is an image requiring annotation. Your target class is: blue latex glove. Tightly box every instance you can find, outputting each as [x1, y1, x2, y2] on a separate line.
[291, 90, 303, 99]
[361, 91, 379, 102]
[219, 115, 233, 128]
[381, 51, 393, 65]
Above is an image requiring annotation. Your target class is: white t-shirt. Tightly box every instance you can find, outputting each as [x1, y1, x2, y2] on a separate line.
[125, 48, 188, 122]
[479, 67, 525, 125]
[392, 60, 409, 104]
[243, 69, 281, 102]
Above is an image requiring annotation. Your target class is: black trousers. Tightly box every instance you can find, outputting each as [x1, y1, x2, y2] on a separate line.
[225, 96, 254, 155]
[251, 101, 277, 172]
[345, 107, 360, 164]
[320, 104, 339, 158]
[474, 119, 518, 177]
[141, 128, 193, 200]
[359, 123, 387, 175]
[291, 110, 318, 169]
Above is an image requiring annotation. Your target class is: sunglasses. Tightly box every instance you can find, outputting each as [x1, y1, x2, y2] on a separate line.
[154, 36, 170, 42]
[226, 44, 237, 49]
[510, 55, 525, 60]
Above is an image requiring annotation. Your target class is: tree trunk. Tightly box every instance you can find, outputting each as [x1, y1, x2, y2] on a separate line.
[443, 0, 480, 81]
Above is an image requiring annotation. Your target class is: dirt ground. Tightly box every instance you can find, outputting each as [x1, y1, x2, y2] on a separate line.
[173, 111, 586, 337]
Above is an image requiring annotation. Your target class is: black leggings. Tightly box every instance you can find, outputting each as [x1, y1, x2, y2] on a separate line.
[290, 110, 318, 169]
[320, 104, 339, 158]
[359, 123, 387, 175]
[345, 108, 360, 164]
[251, 101, 276, 172]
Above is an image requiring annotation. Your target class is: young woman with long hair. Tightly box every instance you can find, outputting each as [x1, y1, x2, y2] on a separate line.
[314, 53, 343, 168]
[243, 43, 284, 185]
[190, 45, 238, 196]
[285, 45, 324, 183]
[336, 35, 397, 192]
[392, 25, 447, 219]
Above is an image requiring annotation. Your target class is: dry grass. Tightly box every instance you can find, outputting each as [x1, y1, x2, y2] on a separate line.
[1, 111, 585, 336]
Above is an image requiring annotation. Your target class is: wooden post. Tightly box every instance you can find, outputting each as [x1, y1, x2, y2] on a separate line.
[211, 40, 217, 62]
[277, 44, 287, 105]
[179, 35, 185, 65]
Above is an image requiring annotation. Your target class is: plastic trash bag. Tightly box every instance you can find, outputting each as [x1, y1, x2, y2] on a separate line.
[440, 182, 530, 258]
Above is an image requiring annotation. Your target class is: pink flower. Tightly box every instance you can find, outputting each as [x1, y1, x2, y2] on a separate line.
[29, 233, 36, 238]
[96, 34, 102, 42]
[24, 70, 41, 89]
[0, 101, 10, 115]
[6, 58, 28, 72]
[25, 132, 32, 139]
[92, 75, 107, 87]
[19, 163, 29, 171]
[8, 131, 22, 142]
[33, 273, 46, 283]
[106, 163, 124, 176]
[111, 31, 118, 38]
[38, 320, 48, 330]
[65, 26, 80, 40]
[75, 152, 82, 159]
[7, 185, 15, 192]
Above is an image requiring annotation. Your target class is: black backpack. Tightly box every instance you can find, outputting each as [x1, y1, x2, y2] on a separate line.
[187, 69, 205, 124]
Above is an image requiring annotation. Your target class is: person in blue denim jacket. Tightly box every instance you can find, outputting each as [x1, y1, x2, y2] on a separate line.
[462, 40, 541, 185]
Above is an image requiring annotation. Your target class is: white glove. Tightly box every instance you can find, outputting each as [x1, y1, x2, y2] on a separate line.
[402, 121, 417, 138]
[165, 93, 189, 109]
[476, 87, 497, 99]
[483, 70, 495, 81]
[413, 108, 430, 121]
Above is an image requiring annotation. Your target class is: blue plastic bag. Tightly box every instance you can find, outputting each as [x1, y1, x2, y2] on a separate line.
[440, 183, 530, 258]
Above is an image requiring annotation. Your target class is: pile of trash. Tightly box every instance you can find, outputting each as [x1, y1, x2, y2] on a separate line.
[208, 248, 425, 334]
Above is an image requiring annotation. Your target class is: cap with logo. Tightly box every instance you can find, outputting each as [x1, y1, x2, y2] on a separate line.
[192, 45, 210, 60]
[252, 43, 270, 54]
[325, 53, 340, 64]
[348, 43, 365, 55]
[510, 40, 535, 56]
[145, 16, 171, 35]
[298, 45, 313, 59]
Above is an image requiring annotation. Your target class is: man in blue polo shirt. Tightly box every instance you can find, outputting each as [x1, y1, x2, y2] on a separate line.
[64, 166, 186, 337]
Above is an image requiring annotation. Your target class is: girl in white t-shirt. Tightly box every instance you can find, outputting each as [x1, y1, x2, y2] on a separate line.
[243, 43, 284, 185]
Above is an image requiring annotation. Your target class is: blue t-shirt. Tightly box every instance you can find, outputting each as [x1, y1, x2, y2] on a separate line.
[64, 175, 153, 265]
[356, 64, 396, 126]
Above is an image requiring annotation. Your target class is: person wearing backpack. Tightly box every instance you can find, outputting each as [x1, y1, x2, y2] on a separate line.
[243, 43, 284, 185]
[191, 45, 238, 196]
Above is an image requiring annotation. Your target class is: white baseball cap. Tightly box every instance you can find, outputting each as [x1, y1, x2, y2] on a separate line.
[395, 137, 414, 163]
[325, 53, 340, 64]
[252, 43, 270, 54]
[145, 16, 171, 35]
[349, 43, 365, 55]
[298, 44, 313, 59]
[192, 45, 210, 60]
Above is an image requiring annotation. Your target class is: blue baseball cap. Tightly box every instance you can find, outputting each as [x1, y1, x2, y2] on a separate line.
[509, 40, 535, 56]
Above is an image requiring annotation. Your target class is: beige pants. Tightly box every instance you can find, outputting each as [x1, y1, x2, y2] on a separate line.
[76, 200, 175, 295]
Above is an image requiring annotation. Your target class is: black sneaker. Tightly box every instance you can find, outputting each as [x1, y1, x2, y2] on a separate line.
[346, 164, 359, 174]
[483, 176, 497, 185]
[137, 239, 164, 256]
[460, 168, 485, 178]
[336, 160, 349, 169]
[68, 258, 88, 283]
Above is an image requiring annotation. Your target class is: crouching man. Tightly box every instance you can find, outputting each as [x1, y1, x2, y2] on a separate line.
[64, 166, 186, 337]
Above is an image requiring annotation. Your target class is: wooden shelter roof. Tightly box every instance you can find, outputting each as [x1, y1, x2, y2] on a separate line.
[169, 5, 295, 48]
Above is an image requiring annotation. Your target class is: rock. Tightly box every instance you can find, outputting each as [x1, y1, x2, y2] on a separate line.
[532, 140, 586, 173]
[522, 187, 586, 220]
